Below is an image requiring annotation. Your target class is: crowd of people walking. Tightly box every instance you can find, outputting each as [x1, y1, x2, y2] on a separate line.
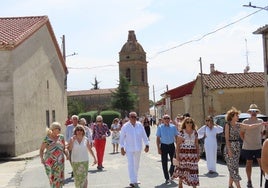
[39, 103, 268, 188]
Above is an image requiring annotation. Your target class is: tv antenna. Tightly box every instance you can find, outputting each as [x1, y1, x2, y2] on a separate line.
[244, 39, 250, 73]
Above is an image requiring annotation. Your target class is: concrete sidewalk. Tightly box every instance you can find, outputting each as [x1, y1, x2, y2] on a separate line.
[0, 150, 40, 162]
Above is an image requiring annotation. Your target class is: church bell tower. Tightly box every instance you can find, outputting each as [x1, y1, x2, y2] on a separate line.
[118, 30, 149, 116]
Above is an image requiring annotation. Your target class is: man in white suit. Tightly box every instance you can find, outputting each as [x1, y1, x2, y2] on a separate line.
[120, 112, 149, 187]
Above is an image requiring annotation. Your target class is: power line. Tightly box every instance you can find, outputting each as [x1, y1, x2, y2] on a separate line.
[149, 7, 266, 59]
[68, 64, 117, 69]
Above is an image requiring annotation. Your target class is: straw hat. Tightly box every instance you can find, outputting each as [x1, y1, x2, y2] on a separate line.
[247, 104, 260, 113]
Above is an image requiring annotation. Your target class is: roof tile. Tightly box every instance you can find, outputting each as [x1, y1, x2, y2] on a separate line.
[162, 72, 264, 101]
[0, 16, 48, 49]
[165, 80, 196, 100]
[67, 88, 116, 96]
[202, 72, 264, 89]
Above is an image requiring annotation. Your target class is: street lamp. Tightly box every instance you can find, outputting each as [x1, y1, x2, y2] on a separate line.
[243, 2, 268, 10]
[244, 3, 268, 114]
[66, 52, 78, 58]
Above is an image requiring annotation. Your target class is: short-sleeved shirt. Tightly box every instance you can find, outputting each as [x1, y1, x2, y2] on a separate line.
[156, 123, 178, 144]
[66, 124, 75, 143]
[242, 118, 263, 150]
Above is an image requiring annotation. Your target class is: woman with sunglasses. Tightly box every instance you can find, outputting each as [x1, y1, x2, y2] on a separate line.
[39, 122, 69, 188]
[92, 115, 111, 170]
[197, 115, 223, 174]
[225, 107, 267, 188]
[69, 125, 97, 188]
[172, 117, 199, 188]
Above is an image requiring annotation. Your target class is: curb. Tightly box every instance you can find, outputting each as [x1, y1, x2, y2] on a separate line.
[0, 155, 39, 162]
[0, 150, 40, 162]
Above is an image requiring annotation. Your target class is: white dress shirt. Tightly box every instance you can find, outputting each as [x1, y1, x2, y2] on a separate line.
[119, 121, 149, 152]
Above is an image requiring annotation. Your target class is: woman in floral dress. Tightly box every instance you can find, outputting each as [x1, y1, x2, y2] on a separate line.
[111, 118, 121, 153]
[40, 122, 69, 188]
[172, 117, 199, 188]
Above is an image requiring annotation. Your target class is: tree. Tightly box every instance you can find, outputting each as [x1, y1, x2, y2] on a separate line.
[91, 76, 100, 90]
[67, 98, 85, 115]
[111, 75, 137, 117]
[149, 99, 155, 108]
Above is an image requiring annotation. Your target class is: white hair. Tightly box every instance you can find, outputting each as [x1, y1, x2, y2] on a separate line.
[80, 118, 87, 124]
[96, 115, 103, 121]
[71, 115, 78, 120]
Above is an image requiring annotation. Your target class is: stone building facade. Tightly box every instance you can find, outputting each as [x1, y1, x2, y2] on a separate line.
[158, 65, 265, 127]
[0, 16, 68, 156]
[68, 88, 116, 112]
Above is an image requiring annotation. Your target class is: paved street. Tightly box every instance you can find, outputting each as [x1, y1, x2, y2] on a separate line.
[0, 125, 265, 188]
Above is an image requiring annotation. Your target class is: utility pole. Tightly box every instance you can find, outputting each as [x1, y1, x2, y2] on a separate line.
[62, 35, 66, 63]
[199, 57, 205, 124]
[165, 84, 171, 115]
[153, 85, 157, 119]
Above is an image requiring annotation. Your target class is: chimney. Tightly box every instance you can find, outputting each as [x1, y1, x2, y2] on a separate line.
[210, 64, 215, 73]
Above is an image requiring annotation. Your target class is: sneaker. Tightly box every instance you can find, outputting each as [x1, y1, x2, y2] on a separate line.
[165, 179, 171, 184]
[129, 183, 135, 187]
[97, 166, 102, 170]
[247, 181, 253, 188]
[71, 171, 73, 178]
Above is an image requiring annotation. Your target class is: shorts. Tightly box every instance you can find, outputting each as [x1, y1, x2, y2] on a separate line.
[241, 149, 261, 160]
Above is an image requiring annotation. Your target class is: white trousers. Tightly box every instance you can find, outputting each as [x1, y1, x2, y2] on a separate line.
[126, 151, 141, 183]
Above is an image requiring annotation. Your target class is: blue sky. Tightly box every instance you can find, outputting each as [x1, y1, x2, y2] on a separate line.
[2, 0, 268, 101]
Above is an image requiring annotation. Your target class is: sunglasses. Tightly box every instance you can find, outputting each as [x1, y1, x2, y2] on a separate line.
[163, 117, 170, 120]
[186, 121, 193, 124]
[250, 110, 258, 113]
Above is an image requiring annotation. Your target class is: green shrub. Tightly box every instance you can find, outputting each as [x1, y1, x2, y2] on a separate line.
[78, 111, 98, 124]
[100, 110, 121, 129]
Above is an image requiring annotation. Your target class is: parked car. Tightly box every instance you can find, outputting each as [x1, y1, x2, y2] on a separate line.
[199, 113, 267, 160]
